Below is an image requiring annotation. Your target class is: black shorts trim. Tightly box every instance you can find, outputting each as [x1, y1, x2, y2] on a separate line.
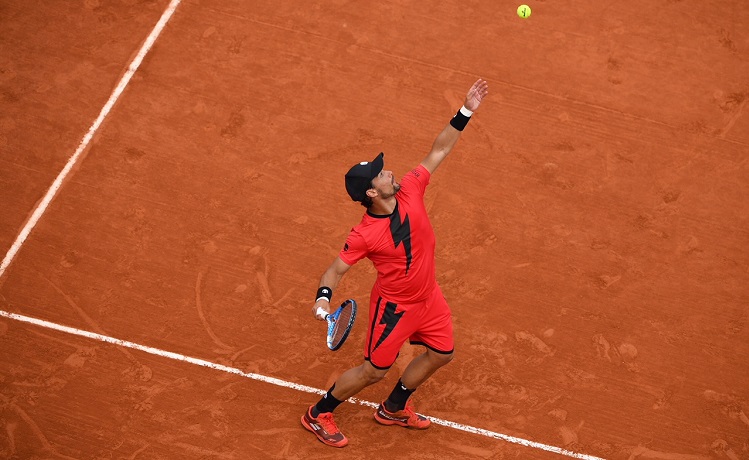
[364, 356, 394, 370]
[409, 340, 454, 355]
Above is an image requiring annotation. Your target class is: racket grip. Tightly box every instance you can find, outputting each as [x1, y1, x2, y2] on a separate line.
[315, 306, 329, 319]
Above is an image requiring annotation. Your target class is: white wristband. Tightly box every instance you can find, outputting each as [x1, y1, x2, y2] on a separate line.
[459, 106, 473, 117]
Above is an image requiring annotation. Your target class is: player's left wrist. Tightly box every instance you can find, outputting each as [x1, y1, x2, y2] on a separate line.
[450, 106, 473, 131]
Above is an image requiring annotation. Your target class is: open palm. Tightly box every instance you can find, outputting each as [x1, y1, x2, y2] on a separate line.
[464, 79, 489, 112]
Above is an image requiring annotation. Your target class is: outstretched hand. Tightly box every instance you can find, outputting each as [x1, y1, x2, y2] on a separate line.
[464, 79, 489, 112]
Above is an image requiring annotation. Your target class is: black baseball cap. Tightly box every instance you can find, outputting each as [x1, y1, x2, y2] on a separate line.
[344, 152, 384, 202]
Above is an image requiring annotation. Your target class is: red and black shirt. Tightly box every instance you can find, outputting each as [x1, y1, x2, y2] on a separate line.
[339, 165, 437, 303]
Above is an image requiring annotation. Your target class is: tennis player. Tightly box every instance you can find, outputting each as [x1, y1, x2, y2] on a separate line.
[302, 79, 490, 447]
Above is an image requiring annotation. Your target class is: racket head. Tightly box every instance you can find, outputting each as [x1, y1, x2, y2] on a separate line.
[326, 299, 357, 351]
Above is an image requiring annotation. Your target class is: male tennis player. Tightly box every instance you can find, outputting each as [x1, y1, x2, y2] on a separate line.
[301, 79, 489, 447]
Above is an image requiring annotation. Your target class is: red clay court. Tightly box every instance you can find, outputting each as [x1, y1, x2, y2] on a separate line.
[1, 1, 748, 459]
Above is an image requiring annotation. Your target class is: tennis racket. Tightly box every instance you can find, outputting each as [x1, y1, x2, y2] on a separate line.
[316, 299, 357, 351]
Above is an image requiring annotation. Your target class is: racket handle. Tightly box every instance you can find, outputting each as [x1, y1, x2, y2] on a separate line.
[315, 306, 329, 320]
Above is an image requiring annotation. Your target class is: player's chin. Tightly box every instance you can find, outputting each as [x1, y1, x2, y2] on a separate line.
[393, 182, 401, 192]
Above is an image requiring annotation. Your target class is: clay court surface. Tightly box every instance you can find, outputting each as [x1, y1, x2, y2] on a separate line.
[1, 0, 748, 458]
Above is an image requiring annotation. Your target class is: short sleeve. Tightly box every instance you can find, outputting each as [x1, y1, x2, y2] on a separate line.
[338, 229, 368, 266]
[401, 164, 431, 197]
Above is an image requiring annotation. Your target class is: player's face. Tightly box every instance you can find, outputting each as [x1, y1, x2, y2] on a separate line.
[371, 169, 400, 198]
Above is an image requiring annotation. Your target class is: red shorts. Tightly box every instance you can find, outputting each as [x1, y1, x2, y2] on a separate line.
[364, 283, 454, 369]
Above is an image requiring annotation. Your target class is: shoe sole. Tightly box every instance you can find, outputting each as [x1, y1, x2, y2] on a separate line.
[301, 414, 349, 447]
[374, 412, 430, 430]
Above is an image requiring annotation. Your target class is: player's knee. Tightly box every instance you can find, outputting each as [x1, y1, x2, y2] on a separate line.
[360, 362, 388, 385]
[367, 372, 386, 385]
[430, 350, 454, 367]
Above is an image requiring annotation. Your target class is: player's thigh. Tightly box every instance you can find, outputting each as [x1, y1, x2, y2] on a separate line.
[365, 295, 419, 369]
[409, 287, 454, 354]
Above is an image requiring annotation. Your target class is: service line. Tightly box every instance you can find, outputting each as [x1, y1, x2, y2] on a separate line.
[0, 0, 183, 280]
[0, 309, 604, 460]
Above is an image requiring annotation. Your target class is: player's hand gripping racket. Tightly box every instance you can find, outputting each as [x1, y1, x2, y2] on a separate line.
[316, 299, 357, 351]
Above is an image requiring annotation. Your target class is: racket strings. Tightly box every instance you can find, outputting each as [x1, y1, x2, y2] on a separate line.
[330, 306, 353, 347]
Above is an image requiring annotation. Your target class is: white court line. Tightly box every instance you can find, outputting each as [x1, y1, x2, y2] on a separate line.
[0, 0, 183, 280]
[0, 3, 600, 458]
[0, 310, 604, 460]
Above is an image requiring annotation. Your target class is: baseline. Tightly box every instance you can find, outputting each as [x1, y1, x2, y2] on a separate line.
[0, 309, 604, 460]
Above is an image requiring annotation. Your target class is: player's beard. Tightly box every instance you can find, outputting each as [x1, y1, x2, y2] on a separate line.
[379, 182, 401, 200]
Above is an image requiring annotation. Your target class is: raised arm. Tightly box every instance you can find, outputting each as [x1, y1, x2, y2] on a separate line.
[420, 79, 489, 174]
[311, 256, 352, 320]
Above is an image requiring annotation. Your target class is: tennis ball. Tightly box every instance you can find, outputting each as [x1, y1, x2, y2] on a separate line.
[517, 4, 531, 19]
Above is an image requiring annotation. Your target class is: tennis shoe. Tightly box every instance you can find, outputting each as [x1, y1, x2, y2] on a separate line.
[374, 400, 431, 429]
[301, 405, 348, 447]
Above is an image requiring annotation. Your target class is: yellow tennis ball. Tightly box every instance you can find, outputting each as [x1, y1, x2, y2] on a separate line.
[517, 4, 531, 19]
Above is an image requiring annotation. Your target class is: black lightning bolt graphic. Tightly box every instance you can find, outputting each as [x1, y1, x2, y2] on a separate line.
[373, 301, 404, 351]
[389, 205, 412, 275]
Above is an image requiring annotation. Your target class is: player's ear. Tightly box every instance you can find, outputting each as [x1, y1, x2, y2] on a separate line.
[366, 187, 378, 199]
